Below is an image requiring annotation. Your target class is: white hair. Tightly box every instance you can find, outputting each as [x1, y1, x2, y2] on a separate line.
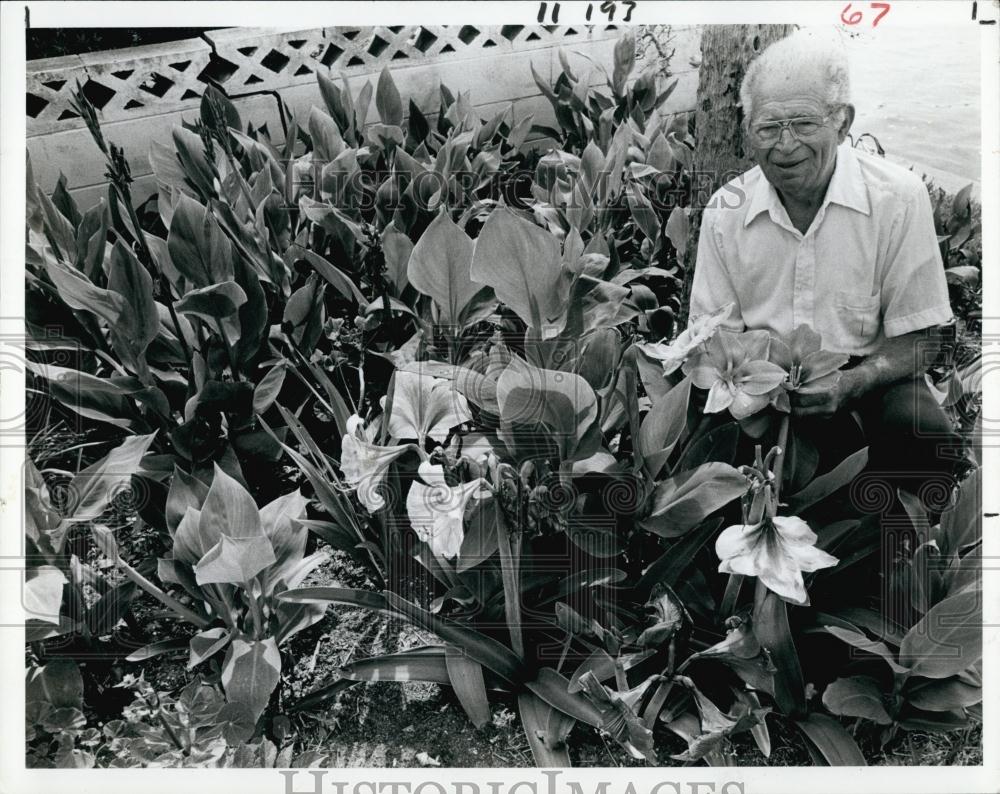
[739, 29, 851, 122]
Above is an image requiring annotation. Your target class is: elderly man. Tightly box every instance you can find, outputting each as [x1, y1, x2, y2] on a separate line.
[689, 31, 960, 503]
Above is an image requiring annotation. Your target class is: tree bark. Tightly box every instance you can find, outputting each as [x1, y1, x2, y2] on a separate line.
[679, 24, 795, 327]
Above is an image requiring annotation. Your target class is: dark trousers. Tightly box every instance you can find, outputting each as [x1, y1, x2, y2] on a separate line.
[801, 377, 963, 516]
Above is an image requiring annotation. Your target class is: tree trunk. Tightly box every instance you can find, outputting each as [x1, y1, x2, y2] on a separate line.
[679, 24, 795, 327]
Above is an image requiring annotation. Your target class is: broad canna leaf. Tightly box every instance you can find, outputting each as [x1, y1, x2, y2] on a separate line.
[470, 207, 570, 339]
[221, 637, 281, 723]
[899, 588, 982, 678]
[188, 627, 232, 670]
[44, 260, 124, 328]
[308, 106, 345, 162]
[23, 566, 67, 625]
[822, 676, 892, 725]
[638, 375, 692, 477]
[375, 65, 404, 126]
[408, 211, 496, 328]
[194, 533, 277, 585]
[495, 359, 601, 463]
[26, 659, 84, 709]
[793, 712, 866, 766]
[167, 193, 236, 287]
[174, 281, 248, 322]
[61, 433, 157, 533]
[107, 241, 158, 374]
[198, 463, 263, 541]
[641, 462, 746, 537]
[904, 674, 982, 712]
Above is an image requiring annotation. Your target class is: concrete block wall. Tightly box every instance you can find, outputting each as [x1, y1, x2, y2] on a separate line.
[26, 25, 703, 211]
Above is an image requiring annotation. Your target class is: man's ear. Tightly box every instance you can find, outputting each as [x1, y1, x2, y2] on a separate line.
[837, 104, 856, 142]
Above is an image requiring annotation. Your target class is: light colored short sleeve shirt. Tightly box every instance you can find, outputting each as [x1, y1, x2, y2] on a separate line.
[689, 143, 953, 355]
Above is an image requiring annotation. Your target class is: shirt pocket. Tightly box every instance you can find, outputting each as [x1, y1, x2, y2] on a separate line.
[829, 290, 881, 351]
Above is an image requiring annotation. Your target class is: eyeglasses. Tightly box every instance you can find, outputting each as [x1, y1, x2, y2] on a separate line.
[748, 113, 838, 148]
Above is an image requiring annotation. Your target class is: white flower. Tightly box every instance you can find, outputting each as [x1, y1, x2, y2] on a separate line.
[638, 302, 735, 375]
[405, 464, 486, 559]
[715, 515, 839, 606]
[388, 370, 472, 444]
[340, 415, 410, 513]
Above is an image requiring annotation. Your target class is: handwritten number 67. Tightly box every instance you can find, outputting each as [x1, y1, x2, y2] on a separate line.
[842, 2, 892, 27]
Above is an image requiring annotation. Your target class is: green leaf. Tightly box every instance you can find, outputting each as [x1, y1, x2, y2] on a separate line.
[125, 637, 189, 663]
[470, 207, 570, 339]
[446, 645, 492, 728]
[220, 637, 281, 723]
[194, 533, 277, 585]
[638, 375, 692, 477]
[793, 712, 867, 765]
[754, 584, 805, 717]
[174, 281, 247, 322]
[905, 674, 982, 712]
[285, 244, 367, 305]
[308, 106, 345, 162]
[278, 578, 382, 605]
[167, 193, 236, 287]
[518, 693, 571, 767]
[457, 496, 500, 572]
[525, 667, 603, 729]
[375, 65, 404, 126]
[63, 433, 157, 528]
[107, 241, 158, 371]
[496, 359, 600, 463]
[641, 462, 746, 537]
[821, 625, 909, 673]
[612, 32, 637, 97]
[253, 364, 286, 415]
[165, 467, 209, 536]
[172, 126, 216, 199]
[822, 676, 892, 725]
[259, 489, 310, 573]
[23, 566, 67, 625]
[899, 588, 982, 678]
[939, 468, 980, 556]
[897, 706, 969, 732]
[381, 224, 413, 294]
[409, 211, 496, 328]
[341, 647, 454, 685]
[26, 659, 84, 709]
[785, 447, 869, 513]
[44, 260, 124, 328]
[636, 517, 723, 595]
[382, 591, 521, 683]
[188, 627, 232, 669]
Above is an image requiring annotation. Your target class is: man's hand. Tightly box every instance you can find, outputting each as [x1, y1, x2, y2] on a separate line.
[790, 328, 942, 418]
[791, 369, 864, 417]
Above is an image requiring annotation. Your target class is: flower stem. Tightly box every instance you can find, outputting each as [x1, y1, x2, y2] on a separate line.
[772, 413, 791, 504]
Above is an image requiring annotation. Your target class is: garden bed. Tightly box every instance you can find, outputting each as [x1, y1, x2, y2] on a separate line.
[23, 26, 982, 770]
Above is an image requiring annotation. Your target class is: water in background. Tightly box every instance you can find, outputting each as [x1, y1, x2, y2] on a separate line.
[837, 25, 982, 183]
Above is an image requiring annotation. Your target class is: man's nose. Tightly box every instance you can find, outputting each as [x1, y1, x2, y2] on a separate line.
[773, 127, 800, 151]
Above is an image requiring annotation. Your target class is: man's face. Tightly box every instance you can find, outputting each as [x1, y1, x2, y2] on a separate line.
[748, 76, 853, 206]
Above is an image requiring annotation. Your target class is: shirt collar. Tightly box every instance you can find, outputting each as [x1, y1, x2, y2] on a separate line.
[743, 143, 872, 228]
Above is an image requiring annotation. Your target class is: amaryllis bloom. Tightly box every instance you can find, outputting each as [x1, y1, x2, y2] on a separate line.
[340, 415, 410, 513]
[715, 515, 838, 606]
[637, 302, 735, 375]
[388, 370, 472, 444]
[406, 463, 486, 559]
[768, 325, 850, 410]
[683, 329, 788, 419]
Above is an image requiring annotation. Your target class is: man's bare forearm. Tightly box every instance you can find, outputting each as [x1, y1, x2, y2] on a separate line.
[842, 328, 941, 402]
